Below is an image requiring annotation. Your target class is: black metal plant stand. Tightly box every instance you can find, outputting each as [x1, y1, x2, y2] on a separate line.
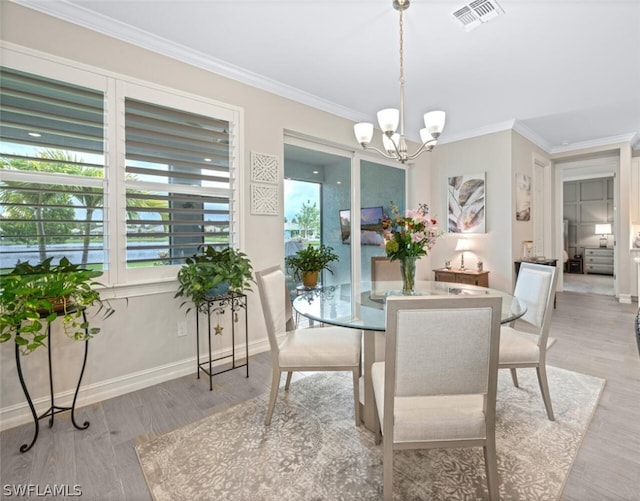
[196, 291, 249, 390]
[14, 309, 90, 453]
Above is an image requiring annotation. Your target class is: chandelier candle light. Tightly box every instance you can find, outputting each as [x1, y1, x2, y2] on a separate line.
[353, 0, 446, 164]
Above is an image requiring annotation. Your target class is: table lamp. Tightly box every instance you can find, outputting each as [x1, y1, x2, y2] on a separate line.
[595, 223, 611, 248]
[455, 238, 470, 270]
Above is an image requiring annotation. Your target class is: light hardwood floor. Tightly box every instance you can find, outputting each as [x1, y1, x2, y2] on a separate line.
[1, 291, 639, 500]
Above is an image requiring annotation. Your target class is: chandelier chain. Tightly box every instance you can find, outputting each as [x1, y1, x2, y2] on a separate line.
[399, 4, 404, 86]
[352, 0, 445, 164]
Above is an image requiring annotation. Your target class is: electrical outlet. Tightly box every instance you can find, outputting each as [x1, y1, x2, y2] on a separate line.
[177, 321, 188, 337]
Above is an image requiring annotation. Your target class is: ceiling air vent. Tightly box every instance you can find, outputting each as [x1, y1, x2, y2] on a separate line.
[452, 0, 504, 32]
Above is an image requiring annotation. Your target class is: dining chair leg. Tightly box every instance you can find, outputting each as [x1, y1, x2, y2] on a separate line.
[265, 370, 281, 426]
[352, 368, 361, 427]
[373, 402, 382, 445]
[484, 435, 500, 501]
[383, 438, 394, 501]
[284, 371, 293, 390]
[509, 368, 519, 387]
[536, 365, 555, 421]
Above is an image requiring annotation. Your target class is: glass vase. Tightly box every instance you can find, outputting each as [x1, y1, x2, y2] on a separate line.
[400, 256, 417, 295]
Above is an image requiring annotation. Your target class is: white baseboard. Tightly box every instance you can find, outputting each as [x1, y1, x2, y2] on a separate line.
[619, 294, 632, 304]
[0, 339, 271, 432]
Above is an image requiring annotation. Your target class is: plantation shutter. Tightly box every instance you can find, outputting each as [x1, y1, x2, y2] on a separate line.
[124, 98, 233, 267]
[0, 66, 106, 270]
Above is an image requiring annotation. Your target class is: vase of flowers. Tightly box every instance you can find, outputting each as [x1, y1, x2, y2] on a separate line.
[383, 202, 443, 294]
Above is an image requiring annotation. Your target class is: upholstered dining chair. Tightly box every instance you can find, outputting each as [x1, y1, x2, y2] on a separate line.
[371, 256, 401, 282]
[255, 266, 362, 426]
[499, 261, 558, 420]
[372, 295, 503, 501]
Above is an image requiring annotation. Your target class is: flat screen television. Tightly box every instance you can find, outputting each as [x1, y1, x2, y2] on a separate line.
[339, 206, 385, 245]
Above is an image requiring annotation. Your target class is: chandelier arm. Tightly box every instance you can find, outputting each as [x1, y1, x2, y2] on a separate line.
[406, 139, 437, 161]
[360, 144, 399, 161]
[385, 132, 405, 159]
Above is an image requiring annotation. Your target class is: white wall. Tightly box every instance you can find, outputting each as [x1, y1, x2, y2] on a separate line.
[429, 130, 515, 292]
[0, 3, 438, 429]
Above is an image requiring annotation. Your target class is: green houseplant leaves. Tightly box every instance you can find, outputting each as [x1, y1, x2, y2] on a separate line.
[285, 244, 339, 285]
[0, 257, 115, 354]
[175, 245, 254, 313]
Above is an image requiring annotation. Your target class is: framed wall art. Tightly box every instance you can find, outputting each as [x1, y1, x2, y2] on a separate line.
[515, 173, 531, 221]
[447, 172, 485, 233]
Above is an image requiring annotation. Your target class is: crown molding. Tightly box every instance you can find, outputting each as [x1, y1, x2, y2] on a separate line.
[9, 0, 367, 125]
[549, 132, 639, 155]
[10, 0, 639, 157]
[437, 120, 517, 146]
[512, 121, 552, 152]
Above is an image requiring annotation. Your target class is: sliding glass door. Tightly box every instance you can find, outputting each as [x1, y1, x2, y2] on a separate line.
[284, 140, 406, 297]
[284, 143, 351, 290]
[359, 160, 406, 284]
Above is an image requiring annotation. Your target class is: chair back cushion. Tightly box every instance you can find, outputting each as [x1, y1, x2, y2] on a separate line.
[255, 266, 291, 352]
[386, 295, 502, 398]
[395, 307, 493, 396]
[371, 256, 401, 282]
[514, 263, 556, 328]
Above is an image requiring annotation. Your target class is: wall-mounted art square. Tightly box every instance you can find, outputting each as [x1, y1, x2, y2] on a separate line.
[447, 173, 485, 233]
[515, 173, 531, 221]
[250, 152, 278, 184]
[250, 183, 279, 215]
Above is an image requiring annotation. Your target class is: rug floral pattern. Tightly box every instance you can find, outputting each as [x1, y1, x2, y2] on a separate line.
[136, 367, 604, 500]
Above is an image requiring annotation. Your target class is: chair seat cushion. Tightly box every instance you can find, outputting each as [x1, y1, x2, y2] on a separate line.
[499, 327, 556, 364]
[278, 326, 361, 368]
[372, 362, 486, 443]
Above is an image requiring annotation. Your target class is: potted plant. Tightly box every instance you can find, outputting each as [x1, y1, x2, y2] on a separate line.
[285, 243, 339, 287]
[0, 257, 115, 354]
[175, 245, 254, 312]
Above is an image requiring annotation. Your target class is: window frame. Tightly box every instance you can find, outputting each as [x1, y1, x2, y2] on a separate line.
[1, 45, 244, 293]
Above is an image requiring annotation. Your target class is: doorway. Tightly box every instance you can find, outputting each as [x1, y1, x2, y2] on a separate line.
[556, 153, 619, 297]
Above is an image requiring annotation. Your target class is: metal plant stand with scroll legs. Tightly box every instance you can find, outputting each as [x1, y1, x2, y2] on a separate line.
[14, 309, 90, 453]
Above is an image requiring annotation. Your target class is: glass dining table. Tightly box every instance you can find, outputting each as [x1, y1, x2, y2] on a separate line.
[292, 280, 527, 431]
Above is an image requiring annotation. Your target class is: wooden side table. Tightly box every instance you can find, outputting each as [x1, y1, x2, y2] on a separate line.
[433, 268, 490, 287]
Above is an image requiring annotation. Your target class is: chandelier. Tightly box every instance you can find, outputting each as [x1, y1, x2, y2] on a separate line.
[353, 0, 446, 164]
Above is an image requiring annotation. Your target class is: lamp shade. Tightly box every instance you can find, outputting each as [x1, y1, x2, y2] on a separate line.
[595, 223, 612, 235]
[419, 128, 434, 145]
[354, 122, 374, 145]
[382, 133, 400, 154]
[424, 110, 446, 136]
[455, 239, 470, 251]
[377, 108, 399, 133]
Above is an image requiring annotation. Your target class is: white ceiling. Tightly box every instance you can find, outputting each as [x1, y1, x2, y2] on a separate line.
[13, 0, 640, 153]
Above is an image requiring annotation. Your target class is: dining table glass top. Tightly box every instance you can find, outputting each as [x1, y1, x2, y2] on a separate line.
[292, 280, 526, 331]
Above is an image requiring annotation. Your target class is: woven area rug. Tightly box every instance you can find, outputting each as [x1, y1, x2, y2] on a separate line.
[136, 366, 604, 501]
